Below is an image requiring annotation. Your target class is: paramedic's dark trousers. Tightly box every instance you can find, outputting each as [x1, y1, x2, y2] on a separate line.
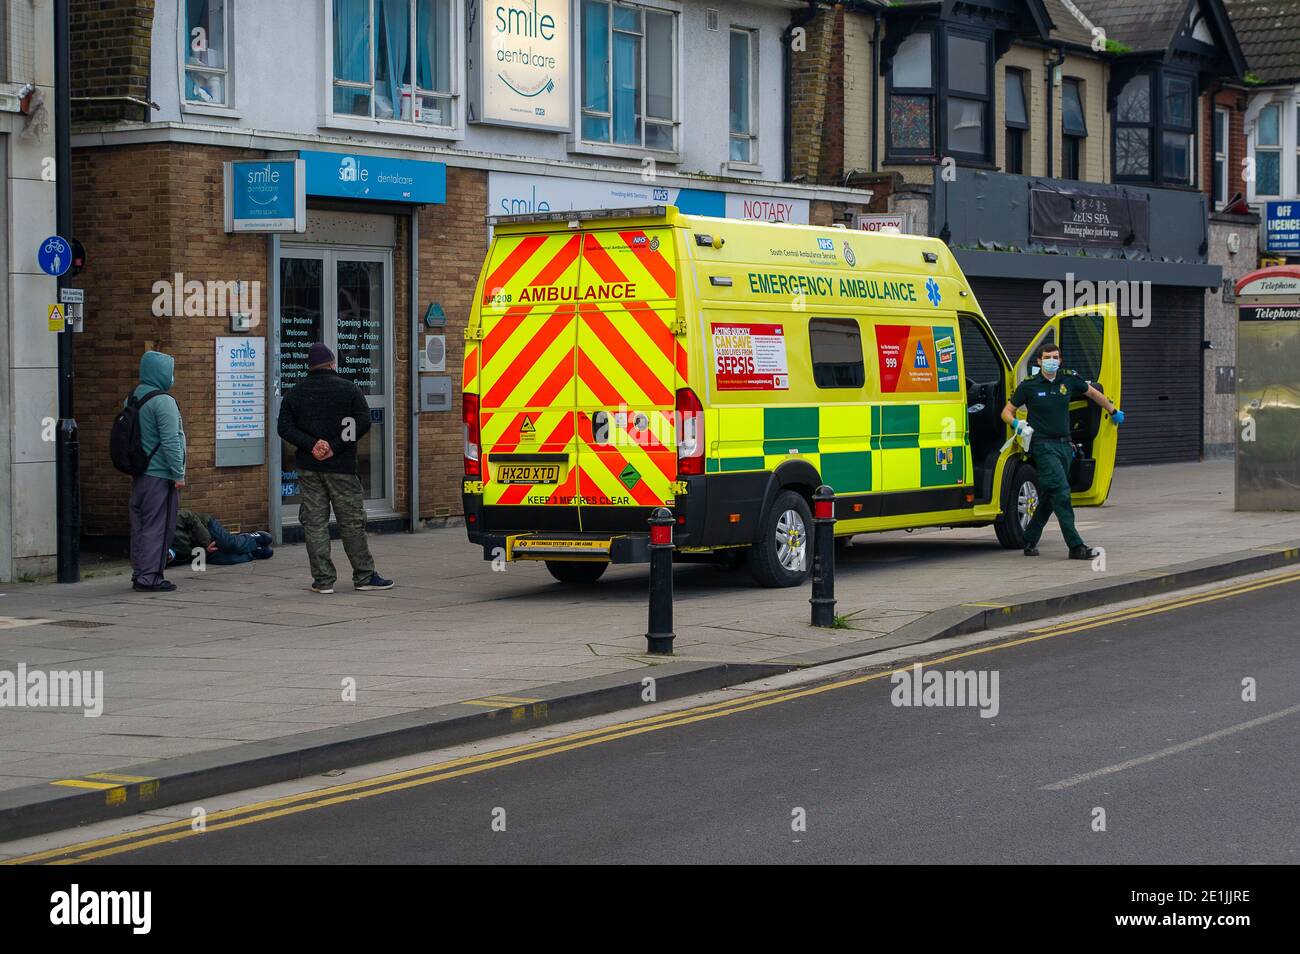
[1024, 441, 1085, 550]
[298, 471, 376, 588]
[130, 475, 179, 586]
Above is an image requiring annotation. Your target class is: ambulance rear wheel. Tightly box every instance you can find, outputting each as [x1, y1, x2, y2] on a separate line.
[545, 561, 608, 584]
[750, 490, 813, 588]
[994, 464, 1040, 549]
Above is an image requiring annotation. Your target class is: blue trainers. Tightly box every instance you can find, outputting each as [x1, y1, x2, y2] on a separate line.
[355, 573, 395, 591]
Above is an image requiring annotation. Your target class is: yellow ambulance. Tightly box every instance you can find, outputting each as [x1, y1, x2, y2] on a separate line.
[461, 206, 1121, 586]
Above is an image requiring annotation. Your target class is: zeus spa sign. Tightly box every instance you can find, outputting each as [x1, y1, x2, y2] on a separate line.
[468, 0, 570, 131]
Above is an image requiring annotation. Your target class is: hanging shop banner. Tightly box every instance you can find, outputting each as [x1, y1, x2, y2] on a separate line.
[489, 172, 810, 224]
[302, 150, 446, 204]
[712, 322, 789, 391]
[215, 336, 266, 467]
[1264, 202, 1300, 255]
[876, 324, 960, 393]
[224, 160, 306, 233]
[1028, 185, 1150, 250]
[467, 0, 570, 131]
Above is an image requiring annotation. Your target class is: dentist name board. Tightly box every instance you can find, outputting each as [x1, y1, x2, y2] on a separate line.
[468, 0, 570, 131]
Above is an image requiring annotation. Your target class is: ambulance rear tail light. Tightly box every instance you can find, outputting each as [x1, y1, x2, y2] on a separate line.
[676, 388, 704, 476]
[463, 393, 481, 477]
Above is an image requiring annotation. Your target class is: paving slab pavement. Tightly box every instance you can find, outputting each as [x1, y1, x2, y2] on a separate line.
[0, 459, 1297, 804]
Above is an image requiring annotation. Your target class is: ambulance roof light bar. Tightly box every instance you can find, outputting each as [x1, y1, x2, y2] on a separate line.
[485, 205, 670, 227]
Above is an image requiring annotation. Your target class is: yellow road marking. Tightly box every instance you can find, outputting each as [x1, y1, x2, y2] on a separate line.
[459, 699, 513, 708]
[85, 773, 154, 784]
[49, 779, 120, 791]
[10, 567, 1300, 865]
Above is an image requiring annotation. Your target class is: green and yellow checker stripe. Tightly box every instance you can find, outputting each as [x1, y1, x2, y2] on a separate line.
[706, 402, 970, 495]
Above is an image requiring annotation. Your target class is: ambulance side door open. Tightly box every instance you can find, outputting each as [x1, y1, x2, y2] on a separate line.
[1013, 301, 1122, 507]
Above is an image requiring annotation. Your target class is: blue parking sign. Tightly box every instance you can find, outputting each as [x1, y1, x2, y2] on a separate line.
[37, 235, 71, 276]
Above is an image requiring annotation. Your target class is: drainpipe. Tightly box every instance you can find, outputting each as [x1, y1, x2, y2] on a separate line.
[783, 1, 822, 182]
[871, 9, 882, 173]
[1045, 46, 1065, 178]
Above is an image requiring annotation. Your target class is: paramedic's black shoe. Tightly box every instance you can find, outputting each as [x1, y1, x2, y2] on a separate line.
[1069, 545, 1099, 560]
[1023, 545, 1039, 556]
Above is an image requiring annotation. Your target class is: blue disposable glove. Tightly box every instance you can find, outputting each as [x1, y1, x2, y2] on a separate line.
[1112, 409, 1125, 425]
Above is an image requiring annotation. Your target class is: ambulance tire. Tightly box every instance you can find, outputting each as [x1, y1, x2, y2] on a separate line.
[545, 561, 608, 584]
[994, 463, 1041, 549]
[750, 490, 814, 588]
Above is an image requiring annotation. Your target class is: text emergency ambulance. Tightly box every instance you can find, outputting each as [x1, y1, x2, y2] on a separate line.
[462, 206, 1121, 586]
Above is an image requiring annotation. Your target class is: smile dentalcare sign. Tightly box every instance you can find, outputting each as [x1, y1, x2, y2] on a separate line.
[468, 0, 570, 131]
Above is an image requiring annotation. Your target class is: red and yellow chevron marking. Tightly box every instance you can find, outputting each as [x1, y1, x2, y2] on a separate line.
[481, 409, 577, 507]
[575, 411, 674, 508]
[481, 233, 582, 308]
[580, 229, 677, 302]
[479, 304, 576, 410]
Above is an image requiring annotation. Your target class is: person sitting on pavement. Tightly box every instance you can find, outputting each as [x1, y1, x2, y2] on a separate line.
[169, 508, 274, 567]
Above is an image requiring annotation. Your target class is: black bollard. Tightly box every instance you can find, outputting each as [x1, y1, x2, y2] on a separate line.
[646, 507, 676, 654]
[810, 485, 837, 627]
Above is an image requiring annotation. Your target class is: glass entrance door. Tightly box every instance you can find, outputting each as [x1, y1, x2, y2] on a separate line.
[277, 246, 394, 522]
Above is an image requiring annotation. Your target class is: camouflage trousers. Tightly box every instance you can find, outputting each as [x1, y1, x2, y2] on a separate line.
[297, 471, 376, 588]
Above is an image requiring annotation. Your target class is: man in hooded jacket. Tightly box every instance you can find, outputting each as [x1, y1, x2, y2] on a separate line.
[128, 350, 186, 592]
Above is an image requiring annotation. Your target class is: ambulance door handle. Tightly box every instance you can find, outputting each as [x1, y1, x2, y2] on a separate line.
[592, 410, 611, 444]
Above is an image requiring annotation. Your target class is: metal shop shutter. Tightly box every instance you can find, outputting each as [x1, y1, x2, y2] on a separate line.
[967, 278, 1203, 465]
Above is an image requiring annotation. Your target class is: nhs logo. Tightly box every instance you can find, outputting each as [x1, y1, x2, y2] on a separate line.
[653, 188, 671, 202]
[817, 238, 834, 251]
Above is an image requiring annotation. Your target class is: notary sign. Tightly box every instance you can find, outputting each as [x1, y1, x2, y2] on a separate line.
[468, 0, 570, 131]
[223, 159, 306, 233]
[1029, 185, 1150, 251]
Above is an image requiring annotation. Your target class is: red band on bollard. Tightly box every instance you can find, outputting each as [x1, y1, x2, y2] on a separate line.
[650, 523, 672, 546]
[814, 499, 834, 520]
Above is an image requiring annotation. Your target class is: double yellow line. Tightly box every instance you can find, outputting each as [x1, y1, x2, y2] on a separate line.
[7, 567, 1299, 865]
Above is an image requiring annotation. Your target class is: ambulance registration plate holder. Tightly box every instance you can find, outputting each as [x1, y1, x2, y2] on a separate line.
[497, 463, 561, 485]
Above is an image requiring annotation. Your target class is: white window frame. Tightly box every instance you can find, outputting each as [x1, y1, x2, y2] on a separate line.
[1212, 106, 1228, 208]
[322, 0, 463, 141]
[1254, 101, 1283, 199]
[178, 0, 237, 117]
[571, 0, 682, 161]
[724, 26, 760, 174]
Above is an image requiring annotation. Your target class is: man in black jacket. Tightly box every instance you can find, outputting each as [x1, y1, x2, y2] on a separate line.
[277, 343, 394, 593]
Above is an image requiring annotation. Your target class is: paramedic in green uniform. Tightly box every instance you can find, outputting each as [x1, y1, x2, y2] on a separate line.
[1001, 343, 1124, 559]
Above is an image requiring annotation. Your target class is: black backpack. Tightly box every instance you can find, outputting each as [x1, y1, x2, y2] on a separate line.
[110, 389, 165, 476]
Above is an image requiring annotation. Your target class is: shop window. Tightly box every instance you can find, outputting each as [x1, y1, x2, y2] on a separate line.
[886, 28, 992, 163]
[1062, 78, 1086, 181]
[729, 28, 757, 164]
[1213, 107, 1228, 206]
[184, 0, 230, 107]
[1004, 68, 1028, 175]
[1255, 103, 1281, 197]
[1114, 74, 1152, 179]
[331, 0, 454, 128]
[810, 318, 865, 389]
[581, 0, 676, 151]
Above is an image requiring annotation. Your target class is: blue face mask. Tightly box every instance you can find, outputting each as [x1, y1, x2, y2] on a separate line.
[1041, 358, 1061, 374]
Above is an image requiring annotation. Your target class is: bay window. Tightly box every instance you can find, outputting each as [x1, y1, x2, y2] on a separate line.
[184, 0, 230, 107]
[331, 0, 454, 128]
[886, 28, 992, 163]
[1255, 103, 1281, 197]
[1113, 68, 1198, 187]
[581, 0, 677, 151]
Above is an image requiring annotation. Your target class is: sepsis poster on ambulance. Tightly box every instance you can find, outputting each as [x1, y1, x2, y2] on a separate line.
[712, 322, 790, 390]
